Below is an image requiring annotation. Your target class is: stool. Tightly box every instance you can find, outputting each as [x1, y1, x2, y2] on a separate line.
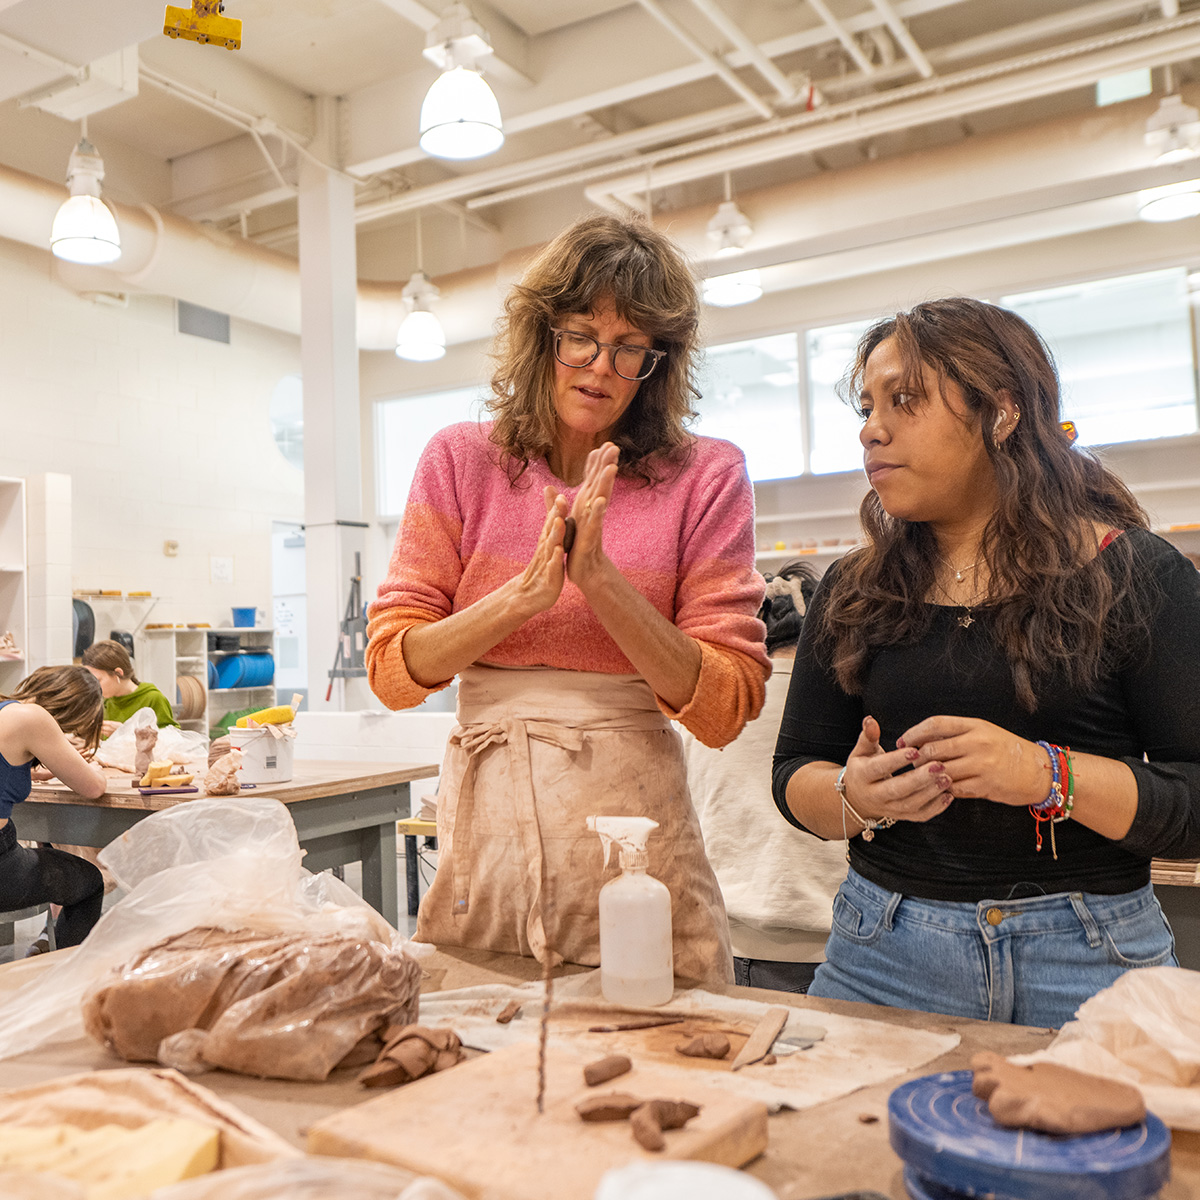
[396, 818, 438, 918]
[0, 903, 56, 951]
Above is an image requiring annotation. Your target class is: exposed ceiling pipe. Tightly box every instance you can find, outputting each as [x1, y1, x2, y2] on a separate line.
[634, 0, 774, 118]
[804, 0, 877, 76]
[868, 0, 935, 78]
[277, 0, 1167, 235]
[0, 30, 81, 78]
[687, 0, 797, 100]
[585, 14, 1200, 212]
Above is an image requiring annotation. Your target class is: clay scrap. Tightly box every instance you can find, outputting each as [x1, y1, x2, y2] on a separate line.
[971, 1051, 1146, 1135]
[576, 1093, 643, 1122]
[584, 1055, 632, 1087]
[359, 1025, 465, 1088]
[630, 1100, 702, 1152]
[495, 1001, 522, 1025]
[676, 1033, 730, 1061]
[575, 1092, 702, 1153]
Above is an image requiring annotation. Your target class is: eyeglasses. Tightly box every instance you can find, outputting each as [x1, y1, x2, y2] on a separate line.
[551, 328, 666, 381]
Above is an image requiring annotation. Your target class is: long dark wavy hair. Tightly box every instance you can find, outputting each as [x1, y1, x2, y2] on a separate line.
[821, 297, 1151, 710]
[487, 213, 700, 485]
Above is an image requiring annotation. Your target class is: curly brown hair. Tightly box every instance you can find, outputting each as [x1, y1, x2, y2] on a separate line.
[6, 665, 104, 756]
[821, 297, 1151, 710]
[487, 213, 700, 484]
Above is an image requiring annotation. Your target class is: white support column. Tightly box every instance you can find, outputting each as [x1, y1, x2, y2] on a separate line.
[299, 99, 368, 712]
[26, 473, 73, 669]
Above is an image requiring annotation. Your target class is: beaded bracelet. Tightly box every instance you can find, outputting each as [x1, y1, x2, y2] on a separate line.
[1030, 740, 1072, 858]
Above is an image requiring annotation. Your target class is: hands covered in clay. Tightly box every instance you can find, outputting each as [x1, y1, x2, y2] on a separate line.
[840, 714, 1049, 830]
[512, 442, 620, 622]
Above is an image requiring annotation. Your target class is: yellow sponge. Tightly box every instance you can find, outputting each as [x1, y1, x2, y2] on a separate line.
[235, 705, 293, 728]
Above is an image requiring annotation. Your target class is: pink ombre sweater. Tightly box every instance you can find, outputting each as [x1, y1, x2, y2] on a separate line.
[366, 423, 770, 747]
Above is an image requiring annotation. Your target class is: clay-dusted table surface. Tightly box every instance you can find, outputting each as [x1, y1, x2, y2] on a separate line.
[2, 945, 1197, 1199]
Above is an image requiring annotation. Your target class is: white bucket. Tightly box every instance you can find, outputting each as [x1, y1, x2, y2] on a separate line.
[227, 725, 294, 784]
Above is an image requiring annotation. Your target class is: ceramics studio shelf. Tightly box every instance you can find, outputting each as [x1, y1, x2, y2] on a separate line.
[136, 626, 275, 735]
[0, 478, 27, 689]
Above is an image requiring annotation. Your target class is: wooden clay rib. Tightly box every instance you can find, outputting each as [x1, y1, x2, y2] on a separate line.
[729, 1006, 790, 1072]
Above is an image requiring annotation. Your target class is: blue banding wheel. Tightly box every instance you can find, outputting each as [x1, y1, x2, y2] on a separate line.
[888, 1072, 1170, 1200]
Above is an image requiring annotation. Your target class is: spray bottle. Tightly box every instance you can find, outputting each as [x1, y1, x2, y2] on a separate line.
[587, 815, 674, 1007]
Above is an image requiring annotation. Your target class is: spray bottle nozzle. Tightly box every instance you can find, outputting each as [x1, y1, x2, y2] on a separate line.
[587, 815, 659, 870]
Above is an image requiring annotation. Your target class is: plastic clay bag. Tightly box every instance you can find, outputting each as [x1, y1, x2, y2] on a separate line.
[96, 707, 208, 776]
[96, 706, 157, 773]
[0, 797, 402, 1061]
[151, 1158, 469, 1200]
[83, 925, 422, 1081]
[1012, 965, 1200, 1129]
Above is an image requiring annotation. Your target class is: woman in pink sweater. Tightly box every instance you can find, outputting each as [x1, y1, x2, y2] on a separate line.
[367, 214, 770, 983]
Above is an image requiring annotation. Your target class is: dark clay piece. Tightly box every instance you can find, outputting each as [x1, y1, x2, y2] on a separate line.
[676, 1033, 730, 1060]
[630, 1105, 665, 1152]
[562, 517, 577, 553]
[642, 1098, 701, 1130]
[576, 1092, 643, 1122]
[584, 1054, 632, 1087]
[495, 1001, 522, 1024]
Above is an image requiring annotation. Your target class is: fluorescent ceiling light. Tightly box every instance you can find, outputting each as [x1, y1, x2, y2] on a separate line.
[702, 269, 762, 307]
[1137, 180, 1200, 222]
[1095, 68, 1152, 107]
[50, 137, 120, 265]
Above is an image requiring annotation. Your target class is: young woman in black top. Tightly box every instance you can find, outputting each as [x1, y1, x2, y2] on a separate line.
[772, 297, 1200, 1027]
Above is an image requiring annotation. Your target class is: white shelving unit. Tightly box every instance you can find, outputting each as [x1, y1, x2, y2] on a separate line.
[0, 479, 27, 693]
[136, 626, 275, 735]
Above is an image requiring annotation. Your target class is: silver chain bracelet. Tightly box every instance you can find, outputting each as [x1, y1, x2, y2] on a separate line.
[835, 765, 895, 843]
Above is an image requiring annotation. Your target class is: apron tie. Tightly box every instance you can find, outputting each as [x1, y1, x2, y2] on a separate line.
[446, 717, 585, 966]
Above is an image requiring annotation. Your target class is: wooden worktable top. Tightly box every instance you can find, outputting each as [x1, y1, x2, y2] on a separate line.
[3, 944, 1197, 1199]
[25, 759, 439, 811]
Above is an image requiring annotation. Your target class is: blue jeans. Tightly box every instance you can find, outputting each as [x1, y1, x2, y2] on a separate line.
[809, 868, 1177, 1028]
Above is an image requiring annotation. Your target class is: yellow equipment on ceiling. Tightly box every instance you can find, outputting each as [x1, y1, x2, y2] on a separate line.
[163, 0, 241, 49]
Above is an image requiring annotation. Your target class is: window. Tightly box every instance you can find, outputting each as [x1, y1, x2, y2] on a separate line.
[806, 318, 873, 475]
[376, 386, 484, 517]
[693, 333, 803, 482]
[1002, 268, 1198, 446]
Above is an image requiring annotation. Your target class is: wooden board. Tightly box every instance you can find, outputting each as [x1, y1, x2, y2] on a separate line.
[307, 1042, 769, 1200]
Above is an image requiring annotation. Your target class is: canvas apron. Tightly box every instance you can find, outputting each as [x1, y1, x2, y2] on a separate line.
[416, 664, 733, 985]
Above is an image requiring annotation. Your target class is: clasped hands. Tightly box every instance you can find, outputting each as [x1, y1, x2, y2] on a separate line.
[511, 442, 619, 618]
[840, 714, 1050, 828]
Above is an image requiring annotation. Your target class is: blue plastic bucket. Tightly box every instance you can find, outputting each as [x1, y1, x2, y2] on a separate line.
[231, 607, 256, 628]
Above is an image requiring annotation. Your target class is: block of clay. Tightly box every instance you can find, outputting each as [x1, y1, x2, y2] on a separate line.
[971, 1051, 1146, 1135]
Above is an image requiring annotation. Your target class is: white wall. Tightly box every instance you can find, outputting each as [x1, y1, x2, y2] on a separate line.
[0, 236, 305, 633]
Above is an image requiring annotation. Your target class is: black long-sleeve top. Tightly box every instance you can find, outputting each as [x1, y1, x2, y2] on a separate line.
[772, 529, 1200, 901]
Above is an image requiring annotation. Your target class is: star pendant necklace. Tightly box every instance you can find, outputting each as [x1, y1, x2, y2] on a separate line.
[939, 558, 983, 628]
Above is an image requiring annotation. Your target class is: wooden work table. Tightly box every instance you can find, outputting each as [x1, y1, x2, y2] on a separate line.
[19, 760, 439, 926]
[2, 944, 1198, 1199]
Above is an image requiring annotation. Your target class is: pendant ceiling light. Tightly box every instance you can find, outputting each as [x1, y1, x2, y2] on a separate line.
[1137, 179, 1200, 222]
[702, 269, 763, 307]
[396, 215, 446, 362]
[1145, 93, 1200, 164]
[707, 174, 753, 258]
[50, 121, 121, 265]
[419, 4, 504, 161]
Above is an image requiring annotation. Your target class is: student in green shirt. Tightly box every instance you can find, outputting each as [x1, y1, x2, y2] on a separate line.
[82, 640, 179, 737]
